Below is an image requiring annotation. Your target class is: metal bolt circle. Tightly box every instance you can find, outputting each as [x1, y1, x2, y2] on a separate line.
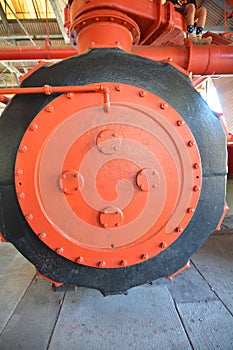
[14, 82, 202, 268]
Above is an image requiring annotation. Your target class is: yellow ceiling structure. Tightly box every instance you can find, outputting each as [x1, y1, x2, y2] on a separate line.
[1, 0, 55, 20]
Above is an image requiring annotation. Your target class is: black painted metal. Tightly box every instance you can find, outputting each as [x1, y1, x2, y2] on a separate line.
[0, 49, 227, 295]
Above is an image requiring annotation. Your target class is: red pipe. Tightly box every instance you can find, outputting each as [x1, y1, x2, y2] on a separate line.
[0, 45, 233, 75]
[132, 44, 233, 75]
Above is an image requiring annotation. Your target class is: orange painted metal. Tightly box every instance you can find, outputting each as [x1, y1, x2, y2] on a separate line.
[167, 261, 190, 280]
[0, 233, 8, 242]
[36, 270, 62, 287]
[68, 0, 186, 48]
[14, 83, 202, 268]
[216, 202, 230, 231]
[0, 95, 10, 104]
[0, 44, 233, 75]
[70, 9, 139, 53]
[133, 44, 233, 75]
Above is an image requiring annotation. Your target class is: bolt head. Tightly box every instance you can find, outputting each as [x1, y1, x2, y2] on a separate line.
[66, 92, 74, 99]
[115, 85, 122, 91]
[120, 260, 128, 267]
[193, 163, 200, 169]
[76, 256, 84, 264]
[188, 140, 195, 147]
[141, 253, 149, 260]
[177, 120, 185, 126]
[15, 168, 23, 176]
[38, 232, 46, 240]
[160, 242, 168, 249]
[19, 145, 27, 153]
[176, 226, 184, 233]
[25, 214, 33, 221]
[56, 247, 64, 255]
[29, 123, 38, 131]
[139, 90, 146, 97]
[160, 102, 168, 109]
[17, 192, 25, 199]
[98, 261, 106, 267]
[187, 207, 195, 213]
[193, 185, 201, 192]
[45, 106, 54, 113]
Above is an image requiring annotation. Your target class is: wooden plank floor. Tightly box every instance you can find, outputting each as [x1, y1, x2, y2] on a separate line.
[0, 233, 232, 350]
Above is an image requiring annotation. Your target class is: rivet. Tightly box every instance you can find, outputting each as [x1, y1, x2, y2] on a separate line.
[110, 17, 114, 21]
[56, 247, 64, 254]
[168, 57, 173, 62]
[29, 123, 38, 131]
[139, 90, 146, 97]
[91, 41, 95, 46]
[141, 253, 149, 260]
[115, 41, 120, 45]
[160, 242, 168, 249]
[120, 260, 128, 267]
[152, 184, 156, 188]
[103, 223, 108, 228]
[25, 214, 33, 221]
[62, 174, 67, 179]
[114, 146, 118, 151]
[193, 185, 201, 192]
[152, 171, 157, 175]
[15, 168, 23, 176]
[193, 163, 200, 169]
[160, 102, 168, 109]
[17, 192, 25, 199]
[66, 92, 74, 99]
[63, 187, 68, 193]
[45, 106, 54, 113]
[82, 21, 86, 25]
[177, 120, 185, 126]
[176, 226, 184, 233]
[38, 232, 46, 240]
[115, 85, 122, 91]
[98, 261, 106, 267]
[115, 222, 121, 227]
[19, 145, 27, 153]
[140, 184, 145, 190]
[188, 140, 195, 147]
[76, 256, 84, 263]
[95, 17, 99, 21]
[187, 207, 195, 213]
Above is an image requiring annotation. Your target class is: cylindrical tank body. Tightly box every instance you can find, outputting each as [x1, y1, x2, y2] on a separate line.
[0, 49, 227, 294]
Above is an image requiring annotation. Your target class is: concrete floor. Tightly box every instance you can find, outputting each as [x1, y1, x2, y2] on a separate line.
[0, 233, 232, 350]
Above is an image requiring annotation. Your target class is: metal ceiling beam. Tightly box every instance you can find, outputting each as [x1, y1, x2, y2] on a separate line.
[49, 0, 69, 44]
[3, 0, 36, 46]
[0, 2, 11, 34]
[0, 34, 64, 40]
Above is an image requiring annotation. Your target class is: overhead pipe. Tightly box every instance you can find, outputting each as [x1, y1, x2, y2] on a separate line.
[0, 44, 233, 75]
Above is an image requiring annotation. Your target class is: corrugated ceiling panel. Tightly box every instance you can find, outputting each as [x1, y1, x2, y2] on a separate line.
[2, 0, 55, 20]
